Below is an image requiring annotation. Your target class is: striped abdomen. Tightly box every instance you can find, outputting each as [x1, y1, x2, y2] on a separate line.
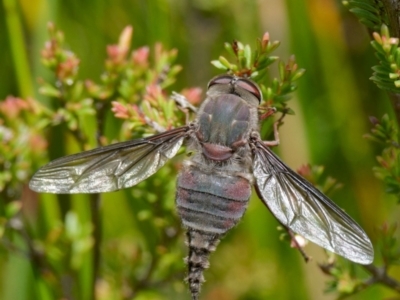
[176, 165, 251, 299]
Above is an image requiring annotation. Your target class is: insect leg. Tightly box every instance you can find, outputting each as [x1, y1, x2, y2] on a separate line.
[171, 92, 198, 124]
[172, 92, 197, 112]
[285, 227, 311, 263]
[263, 121, 280, 147]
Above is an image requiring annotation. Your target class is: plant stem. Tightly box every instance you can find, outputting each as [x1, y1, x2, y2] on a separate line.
[363, 264, 400, 293]
[387, 93, 400, 127]
[2, 0, 34, 97]
[89, 193, 101, 300]
[382, 0, 400, 39]
[88, 101, 108, 300]
[381, 1, 400, 125]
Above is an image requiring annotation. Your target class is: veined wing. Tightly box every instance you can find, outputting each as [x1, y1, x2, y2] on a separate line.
[30, 126, 190, 194]
[252, 140, 374, 264]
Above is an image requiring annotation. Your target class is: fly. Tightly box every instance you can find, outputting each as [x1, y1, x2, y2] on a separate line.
[30, 74, 374, 300]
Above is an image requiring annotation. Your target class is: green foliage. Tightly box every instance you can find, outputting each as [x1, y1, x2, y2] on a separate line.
[0, 23, 193, 299]
[370, 25, 400, 93]
[320, 222, 400, 298]
[343, 0, 387, 31]
[211, 32, 281, 78]
[211, 33, 305, 115]
[38, 23, 191, 146]
[0, 96, 48, 201]
[320, 260, 368, 297]
[328, 2, 400, 295]
[345, 1, 400, 93]
[376, 223, 400, 267]
[2, 0, 400, 299]
[0, 23, 307, 300]
[365, 114, 400, 201]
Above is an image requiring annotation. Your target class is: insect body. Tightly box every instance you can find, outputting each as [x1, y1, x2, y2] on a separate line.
[30, 75, 374, 300]
[176, 76, 259, 296]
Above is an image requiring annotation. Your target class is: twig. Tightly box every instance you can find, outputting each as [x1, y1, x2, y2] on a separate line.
[323, 263, 400, 299]
[363, 264, 400, 293]
[95, 101, 107, 146]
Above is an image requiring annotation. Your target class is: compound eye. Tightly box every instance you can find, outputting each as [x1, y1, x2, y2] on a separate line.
[236, 79, 262, 103]
[208, 75, 234, 89]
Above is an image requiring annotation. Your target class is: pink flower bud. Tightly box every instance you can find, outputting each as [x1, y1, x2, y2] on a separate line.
[132, 46, 149, 65]
[111, 101, 129, 119]
[181, 88, 202, 105]
[0, 96, 30, 118]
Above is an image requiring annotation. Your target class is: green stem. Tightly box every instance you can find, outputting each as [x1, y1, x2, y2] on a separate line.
[387, 93, 400, 127]
[89, 193, 101, 300]
[2, 0, 34, 97]
[88, 101, 107, 300]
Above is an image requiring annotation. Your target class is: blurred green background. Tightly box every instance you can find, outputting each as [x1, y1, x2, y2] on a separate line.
[1, 0, 399, 299]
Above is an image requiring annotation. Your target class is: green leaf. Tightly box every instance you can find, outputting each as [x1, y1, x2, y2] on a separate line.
[278, 61, 285, 81]
[5, 201, 22, 218]
[359, 18, 380, 30]
[291, 68, 306, 81]
[218, 56, 233, 69]
[349, 7, 382, 24]
[211, 60, 228, 70]
[224, 42, 235, 57]
[39, 83, 62, 98]
[346, 1, 379, 14]
[244, 45, 252, 69]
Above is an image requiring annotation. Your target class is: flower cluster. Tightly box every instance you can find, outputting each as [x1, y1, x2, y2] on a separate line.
[0, 96, 47, 199]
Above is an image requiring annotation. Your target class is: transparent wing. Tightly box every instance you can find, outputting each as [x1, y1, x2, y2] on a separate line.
[252, 141, 374, 264]
[30, 126, 190, 194]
